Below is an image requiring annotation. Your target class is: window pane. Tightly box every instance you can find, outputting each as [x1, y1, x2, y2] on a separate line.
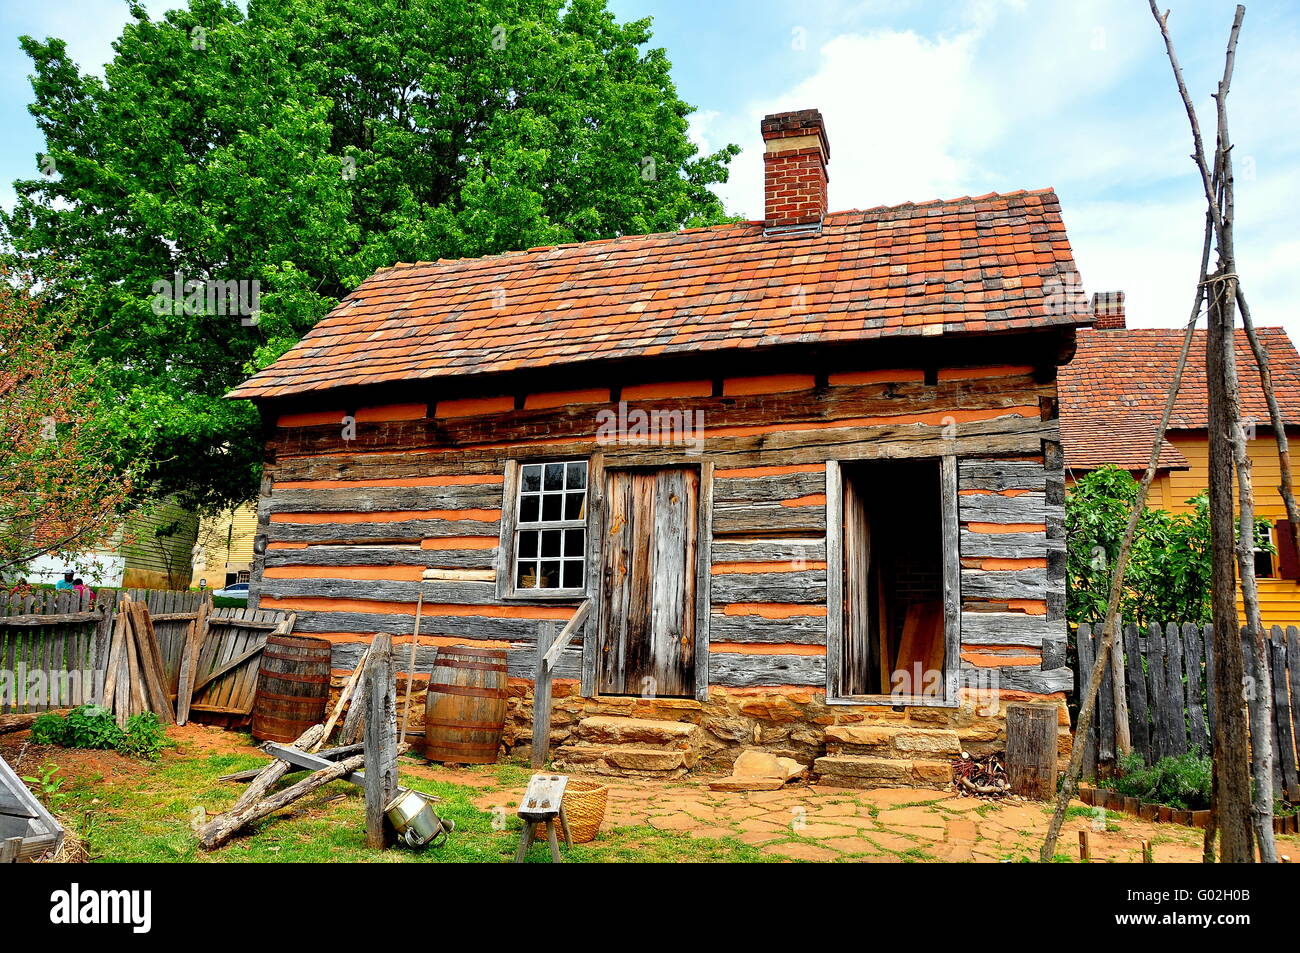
[541, 529, 562, 557]
[562, 560, 584, 588]
[519, 495, 540, 523]
[564, 528, 584, 557]
[564, 491, 585, 520]
[539, 561, 561, 588]
[517, 561, 537, 588]
[518, 530, 538, 558]
[521, 464, 542, 493]
[542, 493, 562, 521]
[566, 462, 587, 489]
[544, 463, 564, 490]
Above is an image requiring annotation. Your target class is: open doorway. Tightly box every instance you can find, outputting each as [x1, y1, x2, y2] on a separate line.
[839, 458, 948, 699]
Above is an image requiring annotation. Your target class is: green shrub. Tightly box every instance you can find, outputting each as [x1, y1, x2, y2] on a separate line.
[61, 705, 126, 750]
[29, 711, 69, 746]
[1109, 751, 1213, 811]
[118, 713, 169, 761]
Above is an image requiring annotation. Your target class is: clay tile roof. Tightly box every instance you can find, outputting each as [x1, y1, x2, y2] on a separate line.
[1059, 326, 1300, 471]
[230, 188, 1086, 400]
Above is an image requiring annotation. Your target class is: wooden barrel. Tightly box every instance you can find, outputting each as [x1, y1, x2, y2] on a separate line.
[424, 645, 508, 765]
[251, 635, 332, 743]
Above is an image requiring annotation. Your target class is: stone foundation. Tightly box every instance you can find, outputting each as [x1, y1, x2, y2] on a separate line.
[327, 675, 1073, 781]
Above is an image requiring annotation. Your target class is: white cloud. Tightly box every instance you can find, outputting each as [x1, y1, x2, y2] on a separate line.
[708, 0, 1299, 339]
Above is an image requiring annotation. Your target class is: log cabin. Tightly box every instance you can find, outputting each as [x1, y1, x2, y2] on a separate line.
[228, 108, 1088, 784]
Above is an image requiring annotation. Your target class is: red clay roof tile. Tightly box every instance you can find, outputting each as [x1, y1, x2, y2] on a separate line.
[231, 188, 1085, 400]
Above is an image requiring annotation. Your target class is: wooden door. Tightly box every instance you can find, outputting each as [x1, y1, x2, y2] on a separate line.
[597, 467, 699, 697]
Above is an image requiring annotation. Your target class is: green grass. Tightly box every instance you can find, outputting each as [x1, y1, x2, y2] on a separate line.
[57, 748, 770, 863]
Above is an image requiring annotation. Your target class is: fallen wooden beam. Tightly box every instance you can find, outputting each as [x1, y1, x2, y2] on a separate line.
[0, 710, 73, 735]
[262, 743, 367, 787]
[199, 753, 365, 850]
[218, 744, 364, 783]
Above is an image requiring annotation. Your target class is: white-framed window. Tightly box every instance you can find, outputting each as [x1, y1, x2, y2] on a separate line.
[507, 460, 588, 595]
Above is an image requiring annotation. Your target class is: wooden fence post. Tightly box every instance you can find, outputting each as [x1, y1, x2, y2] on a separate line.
[532, 622, 556, 770]
[363, 633, 397, 850]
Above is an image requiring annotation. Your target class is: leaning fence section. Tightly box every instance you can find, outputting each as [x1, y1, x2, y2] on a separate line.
[0, 590, 293, 723]
[1076, 621, 1300, 801]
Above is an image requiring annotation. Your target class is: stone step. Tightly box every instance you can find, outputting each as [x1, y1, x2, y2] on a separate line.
[813, 754, 953, 789]
[553, 743, 694, 778]
[823, 724, 962, 759]
[574, 715, 702, 751]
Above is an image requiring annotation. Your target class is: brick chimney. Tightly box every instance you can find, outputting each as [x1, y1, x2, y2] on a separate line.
[1091, 291, 1126, 329]
[761, 109, 830, 230]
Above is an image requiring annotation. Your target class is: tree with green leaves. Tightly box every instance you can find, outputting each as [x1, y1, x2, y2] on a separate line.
[2, 0, 740, 512]
[1066, 465, 1268, 627]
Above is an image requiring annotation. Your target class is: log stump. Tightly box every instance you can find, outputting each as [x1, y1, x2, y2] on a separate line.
[1006, 702, 1058, 800]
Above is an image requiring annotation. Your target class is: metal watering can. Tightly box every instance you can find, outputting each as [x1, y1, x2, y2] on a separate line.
[384, 789, 454, 848]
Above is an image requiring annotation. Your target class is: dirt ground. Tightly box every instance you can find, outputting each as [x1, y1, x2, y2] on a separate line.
[5, 723, 1295, 863]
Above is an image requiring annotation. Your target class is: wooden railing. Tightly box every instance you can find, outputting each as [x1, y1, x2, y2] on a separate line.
[531, 598, 592, 768]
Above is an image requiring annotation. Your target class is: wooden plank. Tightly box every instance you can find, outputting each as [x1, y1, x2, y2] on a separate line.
[260, 743, 366, 786]
[1269, 627, 1298, 802]
[1006, 702, 1058, 799]
[1203, 623, 1217, 739]
[1076, 624, 1098, 778]
[1241, 627, 1277, 798]
[1146, 622, 1168, 762]
[1182, 621, 1207, 757]
[293, 611, 558, 641]
[1123, 623, 1151, 763]
[712, 471, 825, 503]
[363, 632, 398, 849]
[1163, 621, 1187, 756]
[959, 664, 1072, 694]
[1288, 627, 1300, 802]
[494, 459, 520, 601]
[940, 455, 961, 705]
[711, 539, 826, 564]
[532, 622, 555, 769]
[1097, 622, 1116, 766]
[263, 545, 455, 568]
[824, 460, 844, 700]
[694, 461, 713, 702]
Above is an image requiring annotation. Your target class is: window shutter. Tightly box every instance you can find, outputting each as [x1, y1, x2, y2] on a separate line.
[1277, 520, 1300, 580]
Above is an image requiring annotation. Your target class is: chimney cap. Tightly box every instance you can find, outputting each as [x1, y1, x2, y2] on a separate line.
[760, 108, 830, 160]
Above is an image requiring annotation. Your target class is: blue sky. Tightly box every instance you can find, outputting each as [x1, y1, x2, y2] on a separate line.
[3, 0, 1298, 334]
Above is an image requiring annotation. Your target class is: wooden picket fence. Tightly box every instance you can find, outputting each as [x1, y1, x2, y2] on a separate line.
[1076, 621, 1300, 802]
[0, 589, 291, 721]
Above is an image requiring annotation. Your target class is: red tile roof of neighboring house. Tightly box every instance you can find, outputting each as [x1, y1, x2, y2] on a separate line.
[230, 188, 1086, 400]
[1059, 326, 1300, 471]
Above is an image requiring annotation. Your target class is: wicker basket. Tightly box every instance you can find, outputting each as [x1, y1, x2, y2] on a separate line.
[561, 779, 608, 843]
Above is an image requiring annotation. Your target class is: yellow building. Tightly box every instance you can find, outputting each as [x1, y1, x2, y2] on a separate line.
[193, 504, 258, 589]
[1060, 315, 1300, 627]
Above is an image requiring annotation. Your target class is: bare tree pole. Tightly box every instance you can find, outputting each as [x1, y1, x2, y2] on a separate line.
[1236, 287, 1300, 552]
[1149, 1, 1272, 862]
[1040, 217, 1212, 861]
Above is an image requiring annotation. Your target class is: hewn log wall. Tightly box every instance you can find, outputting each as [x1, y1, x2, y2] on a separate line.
[251, 357, 1068, 700]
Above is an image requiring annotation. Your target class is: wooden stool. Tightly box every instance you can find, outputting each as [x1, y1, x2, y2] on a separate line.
[514, 773, 573, 863]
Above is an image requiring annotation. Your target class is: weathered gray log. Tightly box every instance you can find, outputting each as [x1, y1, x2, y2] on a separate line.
[708, 571, 826, 605]
[708, 612, 826, 644]
[198, 752, 365, 850]
[710, 539, 826, 564]
[957, 460, 1048, 491]
[296, 610, 545, 640]
[230, 724, 325, 814]
[330, 639, 584, 681]
[266, 517, 500, 544]
[0, 710, 73, 735]
[532, 622, 556, 769]
[219, 743, 363, 782]
[957, 492, 1046, 524]
[959, 612, 1056, 646]
[363, 633, 398, 849]
[268, 484, 501, 513]
[958, 529, 1055, 558]
[712, 472, 825, 503]
[1006, 703, 1058, 800]
[960, 665, 1071, 694]
[263, 546, 447, 568]
[707, 652, 824, 687]
[711, 503, 825, 535]
[959, 568, 1047, 601]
